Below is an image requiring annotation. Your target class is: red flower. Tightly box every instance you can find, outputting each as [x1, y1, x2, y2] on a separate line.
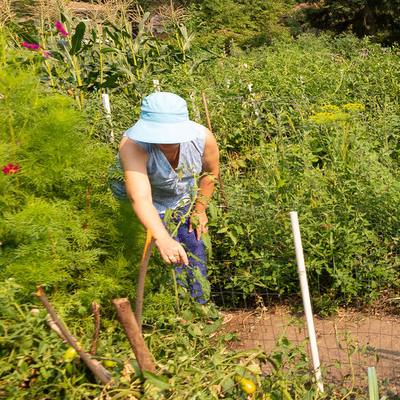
[2, 163, 21, 175]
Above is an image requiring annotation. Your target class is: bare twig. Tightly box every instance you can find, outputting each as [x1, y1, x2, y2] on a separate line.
[113, 298, 156, 373]
[135, 229, 155, 332]
[33, 285, 112, 385]
[46, 317, 71, 342]
[201, 91, 228, 211]
[90, 301, 101, 356]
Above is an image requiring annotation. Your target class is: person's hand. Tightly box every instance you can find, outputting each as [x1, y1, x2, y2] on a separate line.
[189, 211, 208, 241]
[155, 236, 189, 266]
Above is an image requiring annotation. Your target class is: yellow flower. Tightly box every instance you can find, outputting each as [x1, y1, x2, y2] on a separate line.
[342, 103, 365, 112]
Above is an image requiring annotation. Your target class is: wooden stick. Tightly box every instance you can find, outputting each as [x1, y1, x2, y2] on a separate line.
[90, 302, 101, 356]
[46, 317, 70, 342]
[33, 285, 112, 385]
[113, 298, 156, 373]
[135, 229, 155, 332]
[201, 91, 228, 211]
[201, 91, 213, 133]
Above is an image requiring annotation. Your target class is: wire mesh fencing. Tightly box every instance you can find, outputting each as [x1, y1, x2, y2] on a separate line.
[198, 88, 400, 397]
[103, 84, 400, 395]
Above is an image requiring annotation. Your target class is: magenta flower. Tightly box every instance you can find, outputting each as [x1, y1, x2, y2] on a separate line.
[23, 41, 40, 50]
[55, 21, 69, 36]
[2, 163, 21, 175]
[22, 41, 50, 58]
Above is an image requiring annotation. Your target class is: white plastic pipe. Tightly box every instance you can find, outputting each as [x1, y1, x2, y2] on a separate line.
[102, 93, 114, 143]
[290, 211, 324, 393]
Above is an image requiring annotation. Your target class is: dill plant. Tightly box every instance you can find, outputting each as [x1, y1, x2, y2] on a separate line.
[0, 63, 145, 320]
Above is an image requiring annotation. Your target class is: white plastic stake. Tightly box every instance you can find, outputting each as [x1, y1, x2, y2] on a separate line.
[102, 93, 114, 143]
[152, 79, 161, 92]
[290, 211, 324, 393]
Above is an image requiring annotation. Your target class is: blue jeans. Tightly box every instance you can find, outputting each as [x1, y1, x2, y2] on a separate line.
[161, 206, 208, 304]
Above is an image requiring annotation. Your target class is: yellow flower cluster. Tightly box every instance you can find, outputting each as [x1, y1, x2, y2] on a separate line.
[309, 103, 364, 125]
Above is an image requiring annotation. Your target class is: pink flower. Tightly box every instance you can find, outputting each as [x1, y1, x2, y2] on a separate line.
[55, 21, 69, 36]
[22, 41, 50, 58]
[2, 163, 21, 175]
[23, 41, 40, 50]
[319, 224, 334, 229]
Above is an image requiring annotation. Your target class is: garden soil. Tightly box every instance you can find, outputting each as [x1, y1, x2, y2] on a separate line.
[219, 305, 400, 397]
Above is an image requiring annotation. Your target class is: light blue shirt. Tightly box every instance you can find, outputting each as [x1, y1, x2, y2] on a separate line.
[123, 124, 206, 214]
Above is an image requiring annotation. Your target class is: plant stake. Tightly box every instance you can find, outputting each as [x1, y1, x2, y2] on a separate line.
[201, 90, 228, 211]
[289, 211, 324, 393]
[113, 298, 156, 373]
[102, 93, 114, 143]
[90, 301, 101, 355]
[135, 229, 155, 332]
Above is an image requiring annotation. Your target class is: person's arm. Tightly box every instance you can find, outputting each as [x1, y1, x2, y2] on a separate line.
[119, 137, 189, 266]
[189, 128, 220, 240]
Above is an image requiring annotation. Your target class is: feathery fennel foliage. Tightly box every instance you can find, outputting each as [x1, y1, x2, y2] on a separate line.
[0, 65, 155, 322]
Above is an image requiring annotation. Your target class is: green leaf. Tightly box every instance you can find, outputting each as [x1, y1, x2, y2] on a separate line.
[69, 22, 86, 55]
[209, 202, 218, 219]
[201, 232, 212, 258]
[246, 365, 262, 374]
[227, 231, 238, 245]
[19, 33, 39, 46]
[202, 318, 222, 335]
[187, 324, 203, 336]
[142, 371, 170, 390]
[39, 367, 50, 380]
[181, 310, 194, 322]
[38, 341, 48, 354]
[100, 47, 120, 54]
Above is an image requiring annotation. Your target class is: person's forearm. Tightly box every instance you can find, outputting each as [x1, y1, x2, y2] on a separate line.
[194, 174, 216, 213]
[130, 197, 189, 265]
[130, 197, 170, 241]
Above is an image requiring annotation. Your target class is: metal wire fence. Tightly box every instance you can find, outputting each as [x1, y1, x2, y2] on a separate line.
[104, 84, 400, 396]
[198, 88, 400, 397]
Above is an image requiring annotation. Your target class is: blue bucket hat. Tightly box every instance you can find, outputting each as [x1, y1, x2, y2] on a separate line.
[125, 92, 200, 144]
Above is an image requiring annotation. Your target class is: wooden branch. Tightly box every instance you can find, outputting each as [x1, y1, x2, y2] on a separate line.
[33, 285, 112, 385]
[201, 90, 228, 212]
[90, 302, 101, 356]
[113, 298, 156, 373]
[135, 229, 155, 332]
[201, 91, 213, 133]
[46, 317, 70, 342]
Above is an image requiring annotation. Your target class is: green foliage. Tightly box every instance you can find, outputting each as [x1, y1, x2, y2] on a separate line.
[0, 279, 103, 399]
[199, 35, 400, 312]
[1, 13, 400, 397]
[0, 279, 275, 400]
[299, 0, 400, 44]
[188, 0, 297, 50]
[0, 64, 142, 321]
[2, 5, 218, 103]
